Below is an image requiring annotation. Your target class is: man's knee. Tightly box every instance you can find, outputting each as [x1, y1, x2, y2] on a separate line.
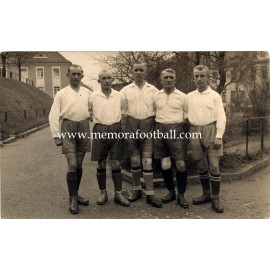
[175, 160, 185, 172]
[161, 157, 171, 170]
[131, 155, 140, 167]
[142, 157, 152, 170]
[111, 160, 121, 170]
[98, 159, 107, 169]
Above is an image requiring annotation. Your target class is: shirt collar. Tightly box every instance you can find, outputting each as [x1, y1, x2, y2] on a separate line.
[195, 86, 212, 94]
[96, 88, 117, 98]
[130, 81, 150, 88]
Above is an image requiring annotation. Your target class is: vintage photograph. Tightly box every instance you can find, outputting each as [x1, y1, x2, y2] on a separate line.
[1, 51, 270, 219]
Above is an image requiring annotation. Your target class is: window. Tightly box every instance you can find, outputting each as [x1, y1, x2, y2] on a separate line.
[52, 67, 60, 78]
[36, 68, 44, 78]
[54, 86, 60, 96]
[34, 54, 48, 59]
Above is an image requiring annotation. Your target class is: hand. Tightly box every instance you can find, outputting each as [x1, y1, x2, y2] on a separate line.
[213, 138, 222, 150]
[54, 137, 62, 146]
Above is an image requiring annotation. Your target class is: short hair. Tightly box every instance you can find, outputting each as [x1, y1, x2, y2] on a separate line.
[68, 64, 83, 74]
[160, 68, 176, 78]
[193, 65, 210, 76]
[132, 61, 147, 69]
[98, 69, 114, 80]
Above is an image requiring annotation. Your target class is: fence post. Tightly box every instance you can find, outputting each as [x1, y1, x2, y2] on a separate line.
[5, 112, 7, 122]
[261, 118, 264, 150]
[24, 110, 27, 119]
[245, 119, 249, 156]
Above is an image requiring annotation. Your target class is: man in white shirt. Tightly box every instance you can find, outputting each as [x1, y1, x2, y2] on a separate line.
[89, 70, 130, 207]
[49, 64, 91, 214]
[120, 62, 162, 208]
[187, 65, 226, 213]
[153, 68, 189, 208]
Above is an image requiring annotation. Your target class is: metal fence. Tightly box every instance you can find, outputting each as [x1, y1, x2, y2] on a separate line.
[223, 116, 270, 156]
[0, 68, 35, 86]
[0, 109, 49, 123]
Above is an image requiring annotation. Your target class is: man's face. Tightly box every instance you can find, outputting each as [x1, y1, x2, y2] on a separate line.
[68, 66, 84, 88]
[99, 72, 114, 91]
[193, 69, 208, 91]
[132, 63, 146, 83]
[161, 72, 176, 89]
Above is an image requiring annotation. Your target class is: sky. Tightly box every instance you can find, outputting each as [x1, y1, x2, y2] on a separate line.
[60, 52, 113, 90]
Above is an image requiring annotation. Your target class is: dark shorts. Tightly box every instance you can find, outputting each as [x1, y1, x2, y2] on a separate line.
[125, 115, 154, 158]
[91, 122, 126, 161]
[61, 119, 91, 154]
[189, 122, 223, 160]
[154, 122, 187, 160]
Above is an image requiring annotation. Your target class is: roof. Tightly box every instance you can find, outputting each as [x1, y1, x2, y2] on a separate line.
[25, 52, 72, 64]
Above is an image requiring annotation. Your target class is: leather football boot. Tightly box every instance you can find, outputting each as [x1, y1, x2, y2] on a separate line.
[211, 199, 224, 213]
[146, 195, 163, 208]
[69, 196, 79, 214]
[192, 194, 212, 205]
[97, 190, 108, 205]
[127, 190, 142, 202]
[114, 193, 130, 207]
[77, 194, 89, 206]
[161, 190, 176, 203]
[177, 194, 189, 208]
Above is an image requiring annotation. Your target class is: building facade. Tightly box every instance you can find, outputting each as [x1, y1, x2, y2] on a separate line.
[1, 52, 72, 98]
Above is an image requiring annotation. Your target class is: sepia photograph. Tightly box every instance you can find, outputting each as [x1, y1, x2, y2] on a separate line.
[1, 2, 269, 270]
[1, 51, 269, 219]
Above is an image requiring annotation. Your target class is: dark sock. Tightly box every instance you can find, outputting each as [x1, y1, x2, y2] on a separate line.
[176, 170, 188, 194]
[161, 168, 175, 191]
[76, 168, 82, 193]
[210, 173, 221, 199]
[199, 171, 211, 194]
[66, 172, 78, 197]
[131, 166, 141, 189]
[112, 169, 122, 192]
[97, 168, 106, 191]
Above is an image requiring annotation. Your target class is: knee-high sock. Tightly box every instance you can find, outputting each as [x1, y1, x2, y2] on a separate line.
[97, 168, 106, 191]
[199, 171, 211, 195]
[131, 166, 142, 190]
[210, 173, 221, 199]
[176, 170, 188, 194]
[143, 169, 154, 195]
[76, 168, 82, 193]
[161, 168, 175, 191]
[66, 172, 78, 197]
[112, 169, 122, 192]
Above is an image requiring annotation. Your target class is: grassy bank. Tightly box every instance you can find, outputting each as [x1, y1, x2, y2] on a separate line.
[0, 77, 53, 140]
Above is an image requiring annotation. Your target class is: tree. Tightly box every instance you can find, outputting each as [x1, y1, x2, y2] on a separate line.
[0, 51, 9, 77]
[6, 52, 33, 81]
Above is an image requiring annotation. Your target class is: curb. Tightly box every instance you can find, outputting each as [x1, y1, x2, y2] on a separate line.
[122, 156, 270, 188]
[0, 123, 49, 146]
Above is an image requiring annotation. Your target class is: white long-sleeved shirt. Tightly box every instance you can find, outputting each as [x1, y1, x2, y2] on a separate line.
[153, 88, 187, 124]
[49, 85, 91, 137]
[120, 81, 159, 120]
[186, 87, 226, 138]
[89, 89, 124, 125]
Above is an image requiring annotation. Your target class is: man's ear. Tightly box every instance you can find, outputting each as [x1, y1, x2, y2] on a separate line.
[81, 74, 84, 79]
[66, 73, 69, 77]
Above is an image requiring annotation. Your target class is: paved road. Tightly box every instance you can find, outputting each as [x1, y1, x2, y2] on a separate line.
[1, 127, 270, 219]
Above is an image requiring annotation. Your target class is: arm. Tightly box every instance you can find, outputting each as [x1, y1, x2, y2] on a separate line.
[48, 93, 62, 145]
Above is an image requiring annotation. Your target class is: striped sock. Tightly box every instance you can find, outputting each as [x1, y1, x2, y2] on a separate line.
[210, 173, 221, 199]
[199, 171, 211, 195]
[143, 169, 154, 196]
[131, 166, 142, 190]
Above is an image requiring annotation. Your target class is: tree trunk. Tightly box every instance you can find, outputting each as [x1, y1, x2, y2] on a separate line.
[1, 52, 7, 77]
[216, 52, 226, 94]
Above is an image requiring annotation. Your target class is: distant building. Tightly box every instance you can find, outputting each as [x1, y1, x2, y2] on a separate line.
[0, 52, 72, 98]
